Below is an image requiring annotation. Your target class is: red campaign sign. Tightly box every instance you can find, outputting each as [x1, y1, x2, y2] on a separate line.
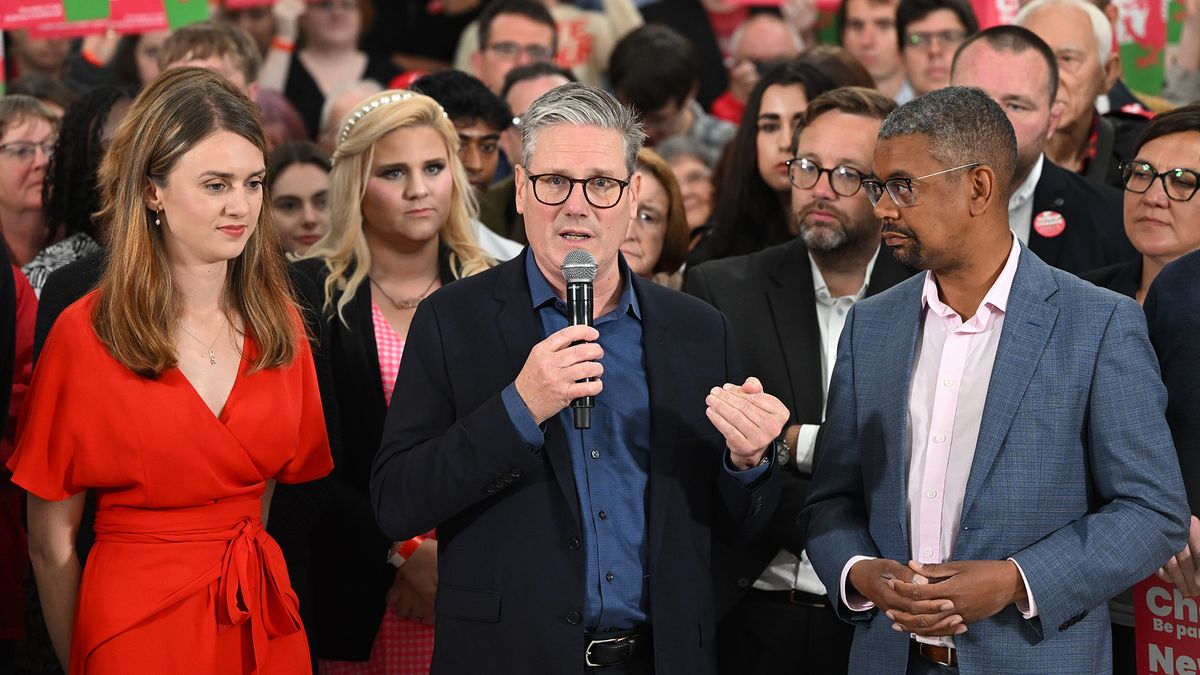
[222, 0, 273, 7]
[0, 1, 66, 29]
[1135, 575, 1200, 674]
[25, 16, 104, 37]
[108, 0, 166, 33]
[970, 0, 1020, 29]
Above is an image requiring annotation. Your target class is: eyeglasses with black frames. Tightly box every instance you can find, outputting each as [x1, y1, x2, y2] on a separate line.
[785, 158, 869, 197]
[1119, 159, 1200, 202]
[861, 162, 980, 208]
[526, 173, 631, 209]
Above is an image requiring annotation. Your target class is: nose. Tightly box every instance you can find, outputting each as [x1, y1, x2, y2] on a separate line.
[226, 185, 251, 218]
[1142, 177, 1171, 207]
[404, 171, 430, 200]
[872, 193, 899, 222]
[31, 145, 50, 170]
[811, 171, 837, 201]
[561, 180, 591, 217]
[302, 200, 319, 227]
[460, 144, 483, 173]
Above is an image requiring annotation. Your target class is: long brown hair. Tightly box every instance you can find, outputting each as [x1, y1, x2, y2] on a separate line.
[304, 90, 493, 323]
[92, 67, 299, 377]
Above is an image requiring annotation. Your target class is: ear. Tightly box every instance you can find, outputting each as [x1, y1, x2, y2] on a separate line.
[1103, 52, 1122, 93]
[967, 164, 998, 217]
[514, 163, 527, 216]
[143, 177, 163, 213]
[627, 171, 642, 221]
[1047, 99, 1065, 140]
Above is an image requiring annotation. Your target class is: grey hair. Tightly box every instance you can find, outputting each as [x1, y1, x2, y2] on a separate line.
[879, 86, 1017, 193]
[656, 134, 718, 168]
[520, 82, 646, 174]
[1015, 0, 1112, 66]
[728, 13, 805, 56]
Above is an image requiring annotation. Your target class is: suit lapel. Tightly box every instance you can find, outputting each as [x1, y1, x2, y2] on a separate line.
[884, 281, 924, 550]
[1028, 161, 1069, 268]
[493, 250, 581, 523]
[765, 242, 824, 422]
[636, 277, 683, 566]
[959, 249, 1059, 524]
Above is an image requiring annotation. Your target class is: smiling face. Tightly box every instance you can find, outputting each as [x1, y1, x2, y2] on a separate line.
[146, 129, 265, 267]
[792, 110, 883, 252]
[1124, 132, 1200, 263]
[271, 162, 331, 254]
[361, 125, 454, 249]
[756, 83, 809, 193]
[516, 124, 639, 292]
[621, 170, 669, 276]
[0, 116, 54, 214]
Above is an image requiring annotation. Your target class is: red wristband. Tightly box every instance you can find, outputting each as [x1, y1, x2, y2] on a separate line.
[387, 536, 426, 567]
[271, 37, 295, 54]
[81, 49, 104, 67]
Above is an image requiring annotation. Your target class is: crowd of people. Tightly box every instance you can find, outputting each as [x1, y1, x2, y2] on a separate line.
[0, 0, 1198, 673]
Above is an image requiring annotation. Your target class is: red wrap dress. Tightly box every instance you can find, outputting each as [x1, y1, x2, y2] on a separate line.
[6, 292, 333, 674]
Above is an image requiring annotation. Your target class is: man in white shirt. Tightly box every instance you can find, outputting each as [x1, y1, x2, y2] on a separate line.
[950, 25, 1132, 276]
[685, 86, 914, 674]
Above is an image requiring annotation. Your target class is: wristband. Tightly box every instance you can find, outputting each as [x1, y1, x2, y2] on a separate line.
[387, 536, 426, 568]
[271, 36, 296, 54]
[81, 49, 104, 67]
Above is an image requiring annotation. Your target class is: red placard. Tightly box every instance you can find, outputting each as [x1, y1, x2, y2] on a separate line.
[0, 1, 66, 29]
[1135, 575, 1200, 674]
[25, 16, 104, 37]
[108, 0, 166, 33]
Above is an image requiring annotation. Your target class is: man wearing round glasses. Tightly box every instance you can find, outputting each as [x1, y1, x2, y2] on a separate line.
[804, 86, 1188, 674]
[686, 86, 913, 674]
[373, 82, 789, 674]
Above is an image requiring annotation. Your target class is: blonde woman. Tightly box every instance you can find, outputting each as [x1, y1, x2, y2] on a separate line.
[8, 67, 332, 673]
[295, 90, 492, 673]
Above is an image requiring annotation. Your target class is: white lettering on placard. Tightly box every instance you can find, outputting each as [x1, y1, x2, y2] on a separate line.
[1149, 644, 1200, 674]
[1148, 586, 1200, 623]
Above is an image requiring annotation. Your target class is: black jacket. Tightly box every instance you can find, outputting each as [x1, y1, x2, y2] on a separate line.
[684, 239, 915, 616]
[1082, 256, 1141, 300]
[1028, 158, 1136, 276]
[369, 250, 781, 674]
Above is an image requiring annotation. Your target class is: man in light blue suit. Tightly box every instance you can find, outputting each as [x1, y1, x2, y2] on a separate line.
[803, 87, 1190, 675]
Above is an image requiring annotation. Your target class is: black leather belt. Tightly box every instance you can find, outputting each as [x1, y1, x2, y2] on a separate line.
[911, 639, 957, 667]
[747, 588, 829, 608]
[584, 628, 651, 668]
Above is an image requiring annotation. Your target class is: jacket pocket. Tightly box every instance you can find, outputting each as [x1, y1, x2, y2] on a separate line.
[437, 584, 502, 623]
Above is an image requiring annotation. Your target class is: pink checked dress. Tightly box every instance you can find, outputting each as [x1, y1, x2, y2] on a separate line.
[319, 301, 435, 674]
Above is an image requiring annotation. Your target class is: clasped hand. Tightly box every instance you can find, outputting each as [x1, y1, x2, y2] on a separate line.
[515, 325, 604, 425]
[705, 377, 787, 469]
[848, 558, 1027, 637]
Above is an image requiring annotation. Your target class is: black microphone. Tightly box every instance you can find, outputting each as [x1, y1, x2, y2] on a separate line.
[561, 249, 598, 429]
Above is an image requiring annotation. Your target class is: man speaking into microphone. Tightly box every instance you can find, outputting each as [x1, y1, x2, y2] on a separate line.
[370, 82, 788, 674]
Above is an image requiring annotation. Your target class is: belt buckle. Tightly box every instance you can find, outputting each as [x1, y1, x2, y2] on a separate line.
[585, 636, 625, 668]
[921, 643, 956, 667]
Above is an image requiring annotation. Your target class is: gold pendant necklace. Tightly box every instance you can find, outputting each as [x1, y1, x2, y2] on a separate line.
[370, 276, 439, 310]
[179, 317, 226, 366]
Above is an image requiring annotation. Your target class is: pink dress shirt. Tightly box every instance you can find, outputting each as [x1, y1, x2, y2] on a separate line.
[841, 235, 1036, 648]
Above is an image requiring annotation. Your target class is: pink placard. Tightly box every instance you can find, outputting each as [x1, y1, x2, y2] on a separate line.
[222, 0, 273, 7]
[0, 1, 66, 29]
[108, 0, 166, 33]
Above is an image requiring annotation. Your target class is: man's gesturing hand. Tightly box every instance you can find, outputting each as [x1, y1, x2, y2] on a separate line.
[514, 325, 604, 425]
[705, 377, 788, 469]
[847, 558, 962, 637]
[890, 560, 1027, 631]
[1157, 515, 1200, 597]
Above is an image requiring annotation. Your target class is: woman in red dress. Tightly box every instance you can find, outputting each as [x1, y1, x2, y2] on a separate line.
[6, 67, 332, 674]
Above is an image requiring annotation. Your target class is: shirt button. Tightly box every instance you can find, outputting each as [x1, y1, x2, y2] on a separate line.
[943, 378, 954, 387]
[598, 511, 607, 520]
[606, 572, 615, 582]
[934, 433, 947, 443]
[568, 537, 580, 551]
[836, 308, 845, 316]
[927, 489, 937, 499]
[566, 611, 582, 625]
[590, 449, 600, 460]
[924, 548, 934, 559]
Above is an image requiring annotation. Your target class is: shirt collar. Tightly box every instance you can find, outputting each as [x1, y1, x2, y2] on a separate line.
[524, 249, 642, 320]
[809, 245, 881, 305]
[921, 233, 1022, 330]
[1008, 154, 1044, 212]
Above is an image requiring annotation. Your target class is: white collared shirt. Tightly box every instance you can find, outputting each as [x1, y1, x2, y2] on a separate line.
[753, 246, 880, 594]
[1007, 154, 1044, 245]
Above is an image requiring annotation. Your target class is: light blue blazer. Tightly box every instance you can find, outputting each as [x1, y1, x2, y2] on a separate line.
[804, 245, 1189, 674]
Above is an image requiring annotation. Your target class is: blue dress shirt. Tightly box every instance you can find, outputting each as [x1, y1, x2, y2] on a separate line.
[501, 253, 766, 630]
